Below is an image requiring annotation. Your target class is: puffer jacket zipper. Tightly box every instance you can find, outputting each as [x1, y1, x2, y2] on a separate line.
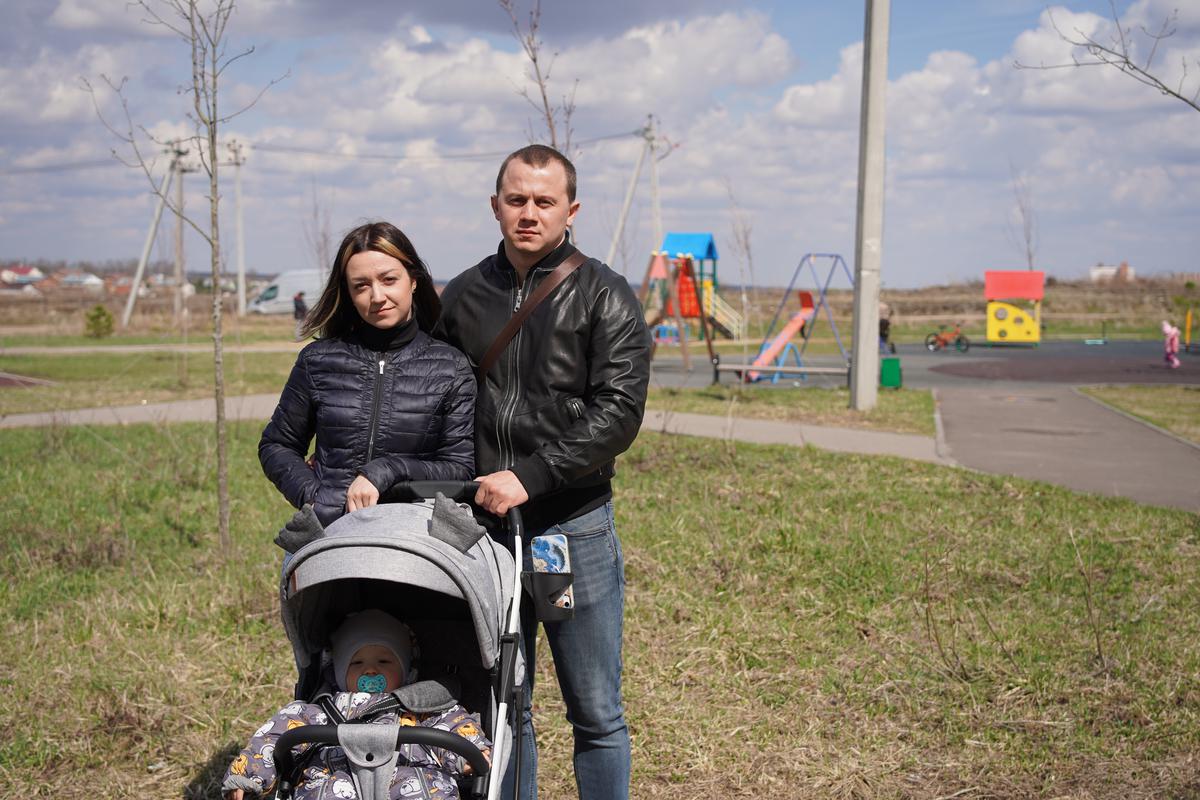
[365, 355, 386, 462]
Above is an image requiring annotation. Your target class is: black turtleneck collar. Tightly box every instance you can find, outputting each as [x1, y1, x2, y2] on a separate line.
[496, 231, 577, 279]
[353, 316, 419, 353]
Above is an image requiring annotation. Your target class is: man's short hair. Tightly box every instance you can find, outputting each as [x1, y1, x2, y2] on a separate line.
[495, 144, 577, 202]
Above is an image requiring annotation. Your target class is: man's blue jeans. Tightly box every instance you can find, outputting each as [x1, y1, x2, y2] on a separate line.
[503, 501, 630, 800]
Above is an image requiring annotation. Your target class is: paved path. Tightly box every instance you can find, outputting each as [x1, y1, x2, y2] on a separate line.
[0, 394, 948, 465]
[935, 384, 1199, 513]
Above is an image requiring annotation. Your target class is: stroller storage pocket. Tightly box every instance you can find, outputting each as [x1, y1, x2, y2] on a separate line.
[524, 533, 574, 621]
[522, 570, 575, 621]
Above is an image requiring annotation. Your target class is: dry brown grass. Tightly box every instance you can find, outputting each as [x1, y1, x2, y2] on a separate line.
[1, 425, 1198, 799]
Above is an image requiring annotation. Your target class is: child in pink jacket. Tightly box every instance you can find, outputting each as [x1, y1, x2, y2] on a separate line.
[1163, 320, 1181, 369]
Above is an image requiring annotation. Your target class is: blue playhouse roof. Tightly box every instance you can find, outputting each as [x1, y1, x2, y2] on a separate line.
[661, 232, 717, 261]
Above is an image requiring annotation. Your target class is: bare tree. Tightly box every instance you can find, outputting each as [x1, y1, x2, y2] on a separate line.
[84, 0, 284, 554]
[725, 178, 756, 355]
[302, 179, 335, 273]
[499, 0, 578, 153]
[1016, 1, 1199, 113]
[1005, 163, 1037, 270]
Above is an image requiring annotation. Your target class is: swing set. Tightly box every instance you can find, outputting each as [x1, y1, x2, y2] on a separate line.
[712, 253, 854, 385]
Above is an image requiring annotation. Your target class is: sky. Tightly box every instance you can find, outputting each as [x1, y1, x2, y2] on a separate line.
[1, 0, 1198, 290]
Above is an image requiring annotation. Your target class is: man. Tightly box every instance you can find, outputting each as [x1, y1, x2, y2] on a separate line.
[436, 145, 651, 800]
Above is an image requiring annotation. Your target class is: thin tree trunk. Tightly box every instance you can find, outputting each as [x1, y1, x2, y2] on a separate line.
[200, 16, 231, 553]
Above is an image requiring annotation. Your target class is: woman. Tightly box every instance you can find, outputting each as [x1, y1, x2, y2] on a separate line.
[259, 221, 475, 529]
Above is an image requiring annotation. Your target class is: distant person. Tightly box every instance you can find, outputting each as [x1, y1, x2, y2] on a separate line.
[260, 221, 475, 529]
[292, 291, 307, 341]
[1163, 319, 1181, 369]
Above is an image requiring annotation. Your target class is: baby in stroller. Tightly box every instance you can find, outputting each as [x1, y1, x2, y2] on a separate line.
[222, 608, 492, 800]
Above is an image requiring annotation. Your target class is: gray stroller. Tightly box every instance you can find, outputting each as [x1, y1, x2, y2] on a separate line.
[272, 481, 554, 800]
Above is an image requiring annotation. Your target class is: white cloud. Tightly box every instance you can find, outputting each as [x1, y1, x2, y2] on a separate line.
[4, 4, 1200, 285]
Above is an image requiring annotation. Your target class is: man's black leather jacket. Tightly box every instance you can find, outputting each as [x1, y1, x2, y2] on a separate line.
[435, 238, 652, 528]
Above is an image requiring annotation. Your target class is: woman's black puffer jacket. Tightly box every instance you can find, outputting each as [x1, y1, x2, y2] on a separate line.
[259, 327, 476, 527]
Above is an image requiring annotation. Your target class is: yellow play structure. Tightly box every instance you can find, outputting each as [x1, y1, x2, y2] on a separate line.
[985, 270, 1044, 344]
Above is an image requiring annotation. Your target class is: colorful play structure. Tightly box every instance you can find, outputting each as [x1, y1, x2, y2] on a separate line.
[639, 232, 745, 370]
[985, 270, 1044, 345]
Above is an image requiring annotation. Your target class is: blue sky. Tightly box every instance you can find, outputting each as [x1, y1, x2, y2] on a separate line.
[1, 0, 1197, 289]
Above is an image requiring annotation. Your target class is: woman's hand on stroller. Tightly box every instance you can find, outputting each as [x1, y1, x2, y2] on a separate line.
[223, 791, 243, 800]
[345, 475, 380, 513]
[474, 470, 528, 516]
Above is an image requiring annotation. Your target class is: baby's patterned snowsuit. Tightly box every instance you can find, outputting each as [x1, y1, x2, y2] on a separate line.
[222, 690, 491, 799]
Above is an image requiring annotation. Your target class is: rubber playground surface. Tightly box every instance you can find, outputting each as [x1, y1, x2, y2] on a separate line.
[923, 339, 1200, 386]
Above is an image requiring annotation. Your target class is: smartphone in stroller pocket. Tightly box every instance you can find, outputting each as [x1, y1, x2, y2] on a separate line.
[530, 533, 574, 618]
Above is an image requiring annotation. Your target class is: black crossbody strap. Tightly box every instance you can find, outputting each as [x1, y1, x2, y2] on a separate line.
[477, 250, 587, 384]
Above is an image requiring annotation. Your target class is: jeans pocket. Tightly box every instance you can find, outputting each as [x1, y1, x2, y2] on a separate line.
[551, 503, 619, 568]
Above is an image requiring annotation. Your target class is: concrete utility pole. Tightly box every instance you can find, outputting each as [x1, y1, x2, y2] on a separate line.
[849, 0, 891, 411]
[229, 140, 247, 315]
[604, 119, 650, 271]
[174, 151, 185, 321]
[122, 149, 179, 328]
[648, 117, 664, 254]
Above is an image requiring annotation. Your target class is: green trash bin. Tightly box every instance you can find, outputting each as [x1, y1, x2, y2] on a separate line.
[880, 356, 902, 388]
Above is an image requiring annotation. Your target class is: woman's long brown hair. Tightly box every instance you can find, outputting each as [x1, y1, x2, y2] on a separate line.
[301, 221, 441, 340]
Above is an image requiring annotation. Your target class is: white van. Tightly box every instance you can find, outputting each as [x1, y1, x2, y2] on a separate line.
[249, 269, 327, 315]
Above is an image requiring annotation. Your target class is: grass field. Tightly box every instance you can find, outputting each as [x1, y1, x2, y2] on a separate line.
[646, 385, 936, 437]
[1080, 385, 1200, 446]
[0, 350, 298, 416]
[0, 422, 1196, 798]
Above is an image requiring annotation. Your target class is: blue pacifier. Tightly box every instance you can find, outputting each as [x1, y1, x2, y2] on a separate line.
[357, 674, 387, 693]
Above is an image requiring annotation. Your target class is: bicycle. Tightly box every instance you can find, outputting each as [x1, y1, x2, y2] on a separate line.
[925, 322, 970, 353]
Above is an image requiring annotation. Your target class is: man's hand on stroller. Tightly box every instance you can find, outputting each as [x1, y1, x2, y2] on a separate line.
[474, 470, 528, 516]
[345, 475, 380, 513]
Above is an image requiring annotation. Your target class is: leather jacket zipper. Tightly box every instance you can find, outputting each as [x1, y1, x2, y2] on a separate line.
[497, 273, 535, 470]
[366, 356, 385, 462]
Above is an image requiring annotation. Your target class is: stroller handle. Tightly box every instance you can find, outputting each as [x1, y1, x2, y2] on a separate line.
[386, 480, 480, 503]
[273, 724, 491, 797]
[384, 480, 524, 535]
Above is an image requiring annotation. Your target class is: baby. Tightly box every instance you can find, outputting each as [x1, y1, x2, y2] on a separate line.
[223, 609, 491, 800]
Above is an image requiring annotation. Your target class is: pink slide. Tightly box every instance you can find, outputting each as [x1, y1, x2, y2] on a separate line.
[747, 309, 814, 381]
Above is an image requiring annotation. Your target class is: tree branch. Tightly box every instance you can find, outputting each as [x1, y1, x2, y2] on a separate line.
[1014, 1, 1199, 113]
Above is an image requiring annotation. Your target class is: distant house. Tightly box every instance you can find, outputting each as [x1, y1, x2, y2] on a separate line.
[1089, 261, 1135, 283]
[1, 264, 46, 285]
[105, 274, 150, 297]
[58, 271, 105, 291]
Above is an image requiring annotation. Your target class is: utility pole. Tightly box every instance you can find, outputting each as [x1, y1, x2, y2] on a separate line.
[229, 140, 247, 315]
[605, 117, 651, 271]
[122, 149, 178, 328]
[173, 142, 187, 322]
[648, 117, 664, 254]
[849, 0, 890, 411]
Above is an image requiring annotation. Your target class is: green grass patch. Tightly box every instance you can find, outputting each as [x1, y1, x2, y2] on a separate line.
[1, 423, 1197, 796]
[1080, 385, 1200, 446]
[646, 384, 935, 436]
[0, 350, 297, 415]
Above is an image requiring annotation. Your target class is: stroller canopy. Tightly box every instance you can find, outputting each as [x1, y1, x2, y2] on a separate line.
[280, 502, 516, 674]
